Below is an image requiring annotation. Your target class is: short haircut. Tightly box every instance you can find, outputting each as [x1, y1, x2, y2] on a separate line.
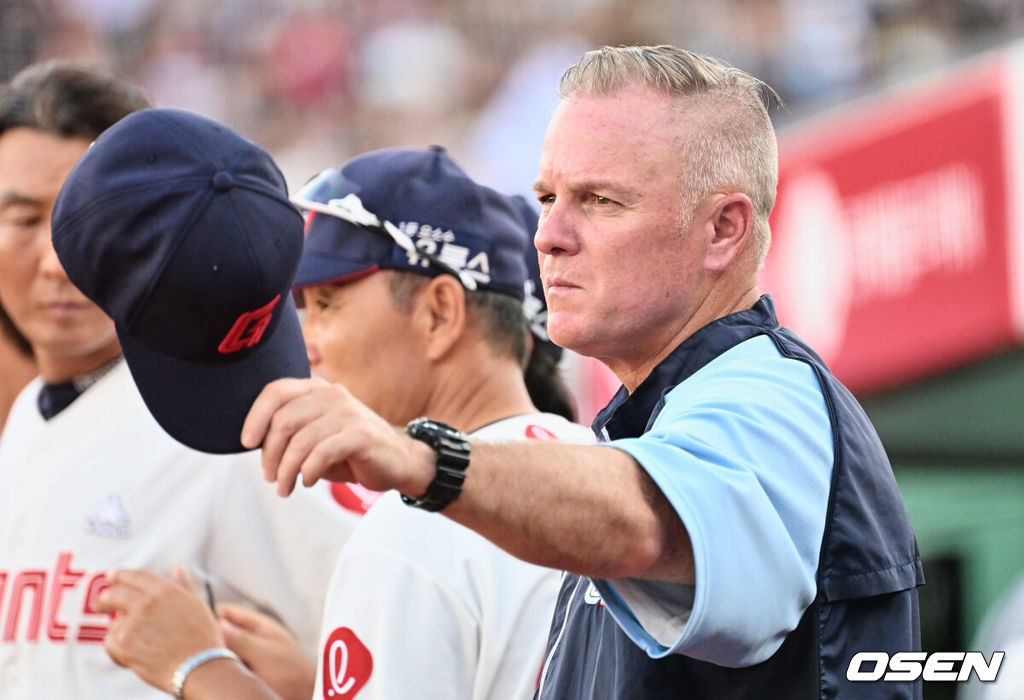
[558, 45, 779, 269]
[387, 270, 529, 366]
[388, 269, 577, 418]
[0, 59, 150, 355]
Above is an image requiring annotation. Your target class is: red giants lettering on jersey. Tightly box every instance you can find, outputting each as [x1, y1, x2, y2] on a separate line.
[322, 626, 372, 699]
[0, 551, 110, 643]
[218, 294, 280, 353]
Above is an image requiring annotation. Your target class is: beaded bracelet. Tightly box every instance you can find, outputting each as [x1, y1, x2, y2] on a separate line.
[170, 647, 241, 699]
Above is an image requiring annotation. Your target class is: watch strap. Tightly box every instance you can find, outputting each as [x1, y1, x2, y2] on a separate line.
[400, 417, 470, 512]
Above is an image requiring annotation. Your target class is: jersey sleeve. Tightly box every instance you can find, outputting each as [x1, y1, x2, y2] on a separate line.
[315, 547, 481, 700]
[314, 498, 481, 700]
[203, 456, 360, 657]
[595, 341, 834, 667]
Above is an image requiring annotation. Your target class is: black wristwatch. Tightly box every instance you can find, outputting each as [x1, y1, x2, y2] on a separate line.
[400, 417, 471, 512]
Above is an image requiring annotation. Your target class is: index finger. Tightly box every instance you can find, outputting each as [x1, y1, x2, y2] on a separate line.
[217, 602, 277, 635]
[240, 377, 319, 450]
[96, 570, 156, 614]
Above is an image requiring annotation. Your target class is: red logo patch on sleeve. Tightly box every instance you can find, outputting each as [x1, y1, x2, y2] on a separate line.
[322, 626, 373, 699]
[330, 483, 383, 515]
[525, 424, 559, 441]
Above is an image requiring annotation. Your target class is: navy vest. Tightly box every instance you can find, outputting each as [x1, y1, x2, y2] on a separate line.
[537, 296, 924, 699]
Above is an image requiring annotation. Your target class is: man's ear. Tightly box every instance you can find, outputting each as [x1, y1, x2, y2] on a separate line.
[412, 275, 467, 362]
[705, 192, 754, 272]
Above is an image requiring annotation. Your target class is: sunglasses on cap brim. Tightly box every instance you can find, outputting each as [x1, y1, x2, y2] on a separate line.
[290, 168, 478, 291]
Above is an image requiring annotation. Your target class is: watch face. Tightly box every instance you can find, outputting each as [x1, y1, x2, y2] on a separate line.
[408, 418, 467, 446]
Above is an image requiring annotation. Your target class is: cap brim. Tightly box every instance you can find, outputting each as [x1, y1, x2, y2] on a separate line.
[292, 249, 380, 289]
[118, 294, 310, 454]
[293, 212, 397, 288]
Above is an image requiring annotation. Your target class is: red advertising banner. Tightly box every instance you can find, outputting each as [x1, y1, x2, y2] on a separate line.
[764, 51, 1019, 393]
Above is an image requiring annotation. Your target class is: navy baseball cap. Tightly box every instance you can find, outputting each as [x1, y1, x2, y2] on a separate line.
[291, 146, 529, 298]
[51, 108, 309, 454]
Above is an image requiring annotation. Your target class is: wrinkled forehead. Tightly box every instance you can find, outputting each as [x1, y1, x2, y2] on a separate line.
[537, 91, 686, 187]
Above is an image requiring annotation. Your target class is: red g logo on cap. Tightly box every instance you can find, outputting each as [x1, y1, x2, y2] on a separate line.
[322, 627, 372, 699]
[218, 295, 280, 354]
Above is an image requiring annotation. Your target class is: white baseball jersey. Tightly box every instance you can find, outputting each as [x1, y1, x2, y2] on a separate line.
[313, 413, 594, 700]
[0, 362, 359, 699]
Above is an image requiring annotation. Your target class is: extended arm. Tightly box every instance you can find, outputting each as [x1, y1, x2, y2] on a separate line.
[242, 378, 694, 584]
[450, 440, 693, 583]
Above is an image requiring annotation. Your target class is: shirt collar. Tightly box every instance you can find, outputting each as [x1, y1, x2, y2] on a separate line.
[36, 356, 123, 420]
[593, 295, 779, 440]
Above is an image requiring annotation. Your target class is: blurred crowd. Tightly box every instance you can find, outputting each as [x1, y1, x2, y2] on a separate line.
[2, 0, 1023, 194]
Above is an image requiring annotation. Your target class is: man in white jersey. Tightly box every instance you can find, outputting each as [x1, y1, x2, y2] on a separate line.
[96, 146, 592, 700]
[0, 61, 356, 699]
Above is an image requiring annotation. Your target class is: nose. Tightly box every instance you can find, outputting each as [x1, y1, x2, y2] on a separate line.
[305, 342, 321, 367]
[535, 201, 579, 256]
[301, 322, 321, 367]
[37, 231, 72, 281]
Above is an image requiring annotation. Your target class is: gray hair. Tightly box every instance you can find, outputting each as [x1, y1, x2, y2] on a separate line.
[558, 45, 779, 268]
